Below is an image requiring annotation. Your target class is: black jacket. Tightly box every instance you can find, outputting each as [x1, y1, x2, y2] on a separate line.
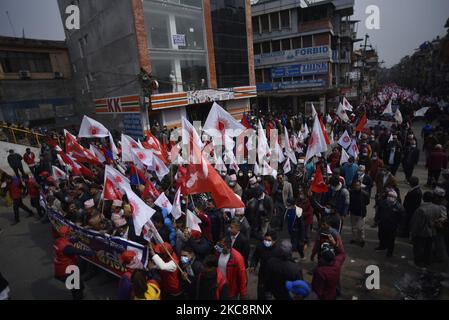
[377, 199, 405, 229]
[250, 242, 276, 278]
[403, 187, 423, 216]
[402, 146, 420, 167]
[349, 189, 370, 217]
[231, 233, 250, 268]
[265, 253, 303, 300]
[7, 153, 23, 169]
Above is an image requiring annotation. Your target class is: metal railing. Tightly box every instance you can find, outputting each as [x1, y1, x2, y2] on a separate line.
[0, 124, 61, 147]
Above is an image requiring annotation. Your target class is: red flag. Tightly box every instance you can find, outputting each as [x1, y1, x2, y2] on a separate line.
[142, 178, 160, 200]
[355, 113, 368, 132]
[319, 117, 330, 145]
[104, 178, 123, 201]
[64, 130, 100, 165]
[310, 166, 329, 193]
[143, 131, 169, 164]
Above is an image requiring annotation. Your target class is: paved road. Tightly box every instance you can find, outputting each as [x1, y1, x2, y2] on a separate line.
[1, 120, 448, 300]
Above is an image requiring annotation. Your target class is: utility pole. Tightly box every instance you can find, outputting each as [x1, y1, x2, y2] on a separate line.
[358, 34, 369, 104]
[138, 68, 157, 135]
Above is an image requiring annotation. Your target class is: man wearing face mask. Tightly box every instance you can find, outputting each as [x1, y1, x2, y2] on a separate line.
[234, 207, 250, 240]
[228, 219, 250, 268]
[179, 245, 203, 297]
[215, 237, 247, 299]
[383, 134, 402, 175]
[254, 186, 274, 239]
[402, 140, 420, 182]
[354, 165, 373, 196]
[375, 190, 404, 257]
[265, 239, 304, 300]
[349, 181, 370, 247]
[368, 135, 379, 155]
[324, 177, 350, 230]
[369, 152, 384, 181]
[228, 174, 242, 197]
[273, 173, 293, 231]
[341, 157, 359, 187]
[250, 231, 278, 300]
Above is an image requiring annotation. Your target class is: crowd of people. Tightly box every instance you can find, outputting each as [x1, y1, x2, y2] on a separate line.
[1, 84, 449, 301]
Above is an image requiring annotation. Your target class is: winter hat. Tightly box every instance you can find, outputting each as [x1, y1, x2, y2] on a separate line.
[285, 280, 311, 298]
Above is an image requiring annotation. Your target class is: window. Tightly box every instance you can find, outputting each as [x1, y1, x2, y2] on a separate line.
[180, 59, 208, 91]
[292, 37, 301, 49]
[261, 14, 269, 33]
[261, 42, 270, 54]
[254, 43, 261, 55]
[271, 40, 280, 52]
[302, 35, 313, 47]
[252, 17, 260, 34]
[145, 12, 170, 49]
[0, 51, 52, 73]
[175, 15, 205, 50]
[263, 68, 271, 82]
[255, 69, 263, 83]
[270, 12, 279, 31]
[280, 10, 290, 29]
[281, 38, 291, 51]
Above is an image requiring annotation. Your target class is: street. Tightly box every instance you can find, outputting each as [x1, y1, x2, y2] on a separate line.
[0, 119, 448, 300]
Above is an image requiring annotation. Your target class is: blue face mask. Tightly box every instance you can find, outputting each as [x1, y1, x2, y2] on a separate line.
[215, 244, 224, 254]
[180, 256, 190, 265]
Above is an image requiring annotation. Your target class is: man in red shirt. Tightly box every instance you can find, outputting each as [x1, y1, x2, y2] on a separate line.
[6, 175, 34, 225]
[24, 174, 43, 219]
[23, 148, 36, 177]
[215, 237, 247, 299]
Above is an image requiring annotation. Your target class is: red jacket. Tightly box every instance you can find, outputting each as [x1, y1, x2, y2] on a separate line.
[159, 253, 183, 296]
[215, 269, 228, 300]
[312, 247, 346, 300]
[53, 238, 77, 278]
[26, 178, 40, 199]
[8, 178, 23, 200]
[301, 199, 314, 226]
[427, 150, 448, 171]
[23, 152, 36, 166]
[218, 248, 247, 298]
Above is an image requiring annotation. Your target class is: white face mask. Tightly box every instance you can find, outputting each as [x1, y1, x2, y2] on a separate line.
[263, 240, 273, 248]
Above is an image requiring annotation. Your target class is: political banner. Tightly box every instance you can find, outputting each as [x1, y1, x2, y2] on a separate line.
[47, 208, 148, 278]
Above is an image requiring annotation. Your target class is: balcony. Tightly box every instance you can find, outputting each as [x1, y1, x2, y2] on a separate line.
[298, 18, 334, 33]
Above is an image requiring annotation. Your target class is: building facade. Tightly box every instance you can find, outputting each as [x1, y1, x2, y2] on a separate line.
[58, 0, 256, 139]
[0, 36, 76, 128]
[251, 0, 360, 114]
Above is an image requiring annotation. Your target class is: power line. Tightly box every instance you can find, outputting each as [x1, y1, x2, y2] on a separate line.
[5, 11, 17, 37]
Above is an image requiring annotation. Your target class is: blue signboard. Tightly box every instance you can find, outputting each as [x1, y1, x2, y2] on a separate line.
[123, 113, 144, 140]
[271, 62, 328, 78]
[257, 79, 325, 91]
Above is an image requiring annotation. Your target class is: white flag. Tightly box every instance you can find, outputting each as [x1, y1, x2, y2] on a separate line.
[311, 104, 318, 118]
[337, 103, 350, 122]
[89, 144, 106, 163]
[262, 160, 277, 178]
[214, 155, 227, 172]
[283, 159, 291, 174]
[182, 116, 203, 152]
[186, 209, 202, 233]
[326, 114, 333, 124]
[104, 165, 130, 193]
[284, 127, 297, 165]
[382, 100, 393, 115]
[340, 148, 350, 165]
[342, 97, 353, 112]
[303, 123, 310, 138]
[154, 193, 173, 214]
[109, 132, 119, 160]
[253, 161, 260, 176]
[52, 165, 67, 181]
[305, 115, 328, 163]
[394, 108, 403, 124]
[142, 219, 164, 244]
[276, 142, 285, 163]
[338, 130, 352, 149]
[388, 134, 393, 143]
[330, 130, 335, 145]
[327, 164, 332, 174]
[414, 107, 430, 117]
[257, 120, 271, 163]
[131, 148, 154, 168]
[152, 155, 169, 182]
[121, 134, 141, 162]
[203, 102, 245, 138]
[171, 187, 182, 220]
[78, 115, 110, 138]
[124, 187, 156, 236]
[348, 139, 359, 158]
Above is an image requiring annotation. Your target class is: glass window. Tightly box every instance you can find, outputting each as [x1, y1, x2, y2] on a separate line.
[270, 12, 279, 30]
[180, 59, 208, 91]
[175, 15, 205, 50]
[261, 42, 270, 53]
[263, 68, 271, 82]
[292, 37, 301, 49]
[150, 59, 174, 94]
[280, 10, 290, 29]
[145, 11, 170, 49]
[0, 51, 52, 73]
[302, 35, 313, 47]
[254, 43, 261, 55]
[281, 38, 291, 51]
[271, 40, 280, 52]
[252, 17, 259, 34]
[261, 15, 269, 33]
[180, 0, 202, 8]
[255, 69, 263, 83]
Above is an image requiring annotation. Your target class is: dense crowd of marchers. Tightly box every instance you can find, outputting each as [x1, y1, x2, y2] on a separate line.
[1, 84, 449, 300]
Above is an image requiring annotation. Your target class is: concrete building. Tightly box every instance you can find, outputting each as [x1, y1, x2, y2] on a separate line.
[251, 0, 360, 114]
[0, 36, 76, 128]
[57, 0, 256, 139]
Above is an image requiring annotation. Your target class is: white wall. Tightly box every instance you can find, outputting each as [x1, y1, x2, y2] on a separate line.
[0, 141, 40, 176]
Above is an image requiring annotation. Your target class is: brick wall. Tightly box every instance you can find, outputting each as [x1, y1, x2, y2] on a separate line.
[204, 0, 217, 88]
[131, 0, 151, 74]
[245, 0, 256, 86]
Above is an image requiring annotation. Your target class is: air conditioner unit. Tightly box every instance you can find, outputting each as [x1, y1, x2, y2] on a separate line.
[19, 70, 31, 79]
[54, 72, 64, 79]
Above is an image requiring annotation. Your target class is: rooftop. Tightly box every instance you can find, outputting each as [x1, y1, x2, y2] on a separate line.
[0, 36, 67, 50]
